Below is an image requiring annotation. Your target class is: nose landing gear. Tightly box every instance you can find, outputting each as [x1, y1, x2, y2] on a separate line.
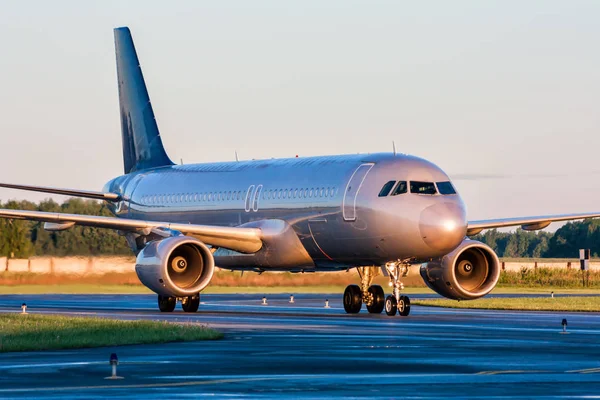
[385, 260, 411, 317]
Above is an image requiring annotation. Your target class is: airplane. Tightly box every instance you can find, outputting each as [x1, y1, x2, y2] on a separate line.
[1, 26, 598, 316]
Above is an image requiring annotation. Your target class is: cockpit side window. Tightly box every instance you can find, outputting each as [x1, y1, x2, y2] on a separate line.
[378, 181, 396, 197]
[437, 181, 456, 195]
[410, 181, 437, 195]
[391, 181, 407, 196]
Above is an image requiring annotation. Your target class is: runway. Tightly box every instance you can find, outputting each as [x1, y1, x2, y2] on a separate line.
[1, 294, 600, 399]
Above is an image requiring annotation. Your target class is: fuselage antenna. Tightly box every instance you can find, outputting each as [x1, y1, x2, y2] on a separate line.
[235, 151, 239, 162]
[180, 158, 184, 165]
[392, 141, 397, 156]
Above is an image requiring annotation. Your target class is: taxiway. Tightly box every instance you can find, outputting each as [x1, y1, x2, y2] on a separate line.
[1, 293, 600, 398]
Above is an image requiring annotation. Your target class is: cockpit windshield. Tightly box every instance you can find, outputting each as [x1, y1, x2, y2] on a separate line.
[410, 181, 437, 195]
[436, 181, 456, 195]
[391, 181, 407, 196]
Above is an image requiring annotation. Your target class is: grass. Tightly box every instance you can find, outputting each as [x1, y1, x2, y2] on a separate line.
[0, 267, 599, 295]
[0, 313, 222, 353]
[413, 297, 600, 312]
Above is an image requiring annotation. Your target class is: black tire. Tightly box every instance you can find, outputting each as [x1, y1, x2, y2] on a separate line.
[158, 295, 176, 312]
[182, 295, 200, 313]
[385, 295, 397, 316]
[398, 295, 411, 317]
[343, 284, 362, 314]
[366, 285, 385, 314]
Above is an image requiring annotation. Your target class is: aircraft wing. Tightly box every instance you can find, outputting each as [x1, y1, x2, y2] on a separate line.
[0, 209, 262, 253]
[467, 213, 600, 236]
[0, 182, 121, 201]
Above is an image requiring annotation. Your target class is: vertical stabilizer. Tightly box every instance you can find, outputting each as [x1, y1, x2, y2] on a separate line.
[114, 27, 173, 174]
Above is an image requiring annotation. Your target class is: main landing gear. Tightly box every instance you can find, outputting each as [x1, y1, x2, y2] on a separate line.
[343, 262, 411, 317]
[157, 294, 200, 313]
[343, 266, 385, 314]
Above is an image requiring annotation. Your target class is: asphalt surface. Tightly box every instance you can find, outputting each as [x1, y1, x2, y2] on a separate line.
[1, 293, 600, 399]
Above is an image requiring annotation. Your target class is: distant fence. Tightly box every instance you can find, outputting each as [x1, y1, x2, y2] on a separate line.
[0, 256, 135, 275]
[0, 257, 598, 275]
[501, 261, 600, 272]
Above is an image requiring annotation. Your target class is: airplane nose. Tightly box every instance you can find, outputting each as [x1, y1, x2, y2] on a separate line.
[419, 202, 467, 254]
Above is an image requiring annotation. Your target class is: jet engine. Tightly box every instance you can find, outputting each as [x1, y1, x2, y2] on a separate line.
[419, 239, 500, 300]
[135, 236, 215, 297]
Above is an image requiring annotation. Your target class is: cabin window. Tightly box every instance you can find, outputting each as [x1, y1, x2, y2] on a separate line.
[283, 190, 287, 199]
[319, 188, 324, 197]
[437, 181, 456, 195]
[378, 181, 396, 197]
[410, 181, 437, 195]
[294, 189, 298, 198]
[391, 181, 407, 196]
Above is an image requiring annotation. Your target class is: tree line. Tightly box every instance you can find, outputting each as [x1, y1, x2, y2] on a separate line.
[473, 219, 600, 258]
[0, 198, 598, 258]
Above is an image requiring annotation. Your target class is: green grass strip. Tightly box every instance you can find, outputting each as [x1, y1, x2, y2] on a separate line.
[414, 296, 600, 312]
[0, 314, 222, 353]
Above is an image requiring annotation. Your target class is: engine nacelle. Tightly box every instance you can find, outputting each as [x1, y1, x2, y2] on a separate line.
[135, 236, 215, 297]
[419, 239, 500, 300]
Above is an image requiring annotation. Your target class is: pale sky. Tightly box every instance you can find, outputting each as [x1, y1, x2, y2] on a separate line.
[0, 1, 599, 226]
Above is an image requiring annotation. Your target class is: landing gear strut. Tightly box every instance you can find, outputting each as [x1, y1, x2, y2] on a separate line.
[384, 260, 411, 317]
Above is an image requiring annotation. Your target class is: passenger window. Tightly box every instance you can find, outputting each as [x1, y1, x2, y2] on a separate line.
[410, 181, 437, 195]
[437, 181, 456, 195]
[391, 181, 407, 196]
[378, 181, 396, 197]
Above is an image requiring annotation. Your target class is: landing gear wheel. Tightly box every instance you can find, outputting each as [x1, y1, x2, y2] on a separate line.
[385, 295, 397, 316]
[181, 295, 200, 313]
[343, 284, 362, 314]
[398, 295, 411, 317]
[158, 295, 176, 312]
[366, 285, 385, 314]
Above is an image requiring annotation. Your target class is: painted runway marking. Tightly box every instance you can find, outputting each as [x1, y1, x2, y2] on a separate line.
[0, 377, 273, 393]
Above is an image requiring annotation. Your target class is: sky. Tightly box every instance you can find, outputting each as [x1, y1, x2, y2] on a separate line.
[0, 1, 599, 226]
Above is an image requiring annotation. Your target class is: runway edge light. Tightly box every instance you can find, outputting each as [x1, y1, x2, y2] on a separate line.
[21, 303, 27, 314]
[105, 353, 124, 380]
[561, 319, 569, 334]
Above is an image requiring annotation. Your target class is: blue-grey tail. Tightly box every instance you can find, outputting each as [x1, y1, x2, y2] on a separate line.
[114, 27, 173, 174]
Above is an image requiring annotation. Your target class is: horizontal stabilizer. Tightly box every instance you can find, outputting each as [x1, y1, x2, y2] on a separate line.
[0, 183, 121, 201]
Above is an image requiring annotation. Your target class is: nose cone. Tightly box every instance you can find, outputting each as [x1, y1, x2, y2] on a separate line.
[419, 202, 467, 254]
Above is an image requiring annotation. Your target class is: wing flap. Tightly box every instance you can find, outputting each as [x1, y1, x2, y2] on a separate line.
[467, 212, 600, 236]
[0, 209, 262, 254]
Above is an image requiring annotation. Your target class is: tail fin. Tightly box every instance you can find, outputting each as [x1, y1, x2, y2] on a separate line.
[114, 27, 173, 174]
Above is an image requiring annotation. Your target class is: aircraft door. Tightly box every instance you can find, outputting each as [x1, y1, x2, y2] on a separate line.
[343, 163, 374, 221]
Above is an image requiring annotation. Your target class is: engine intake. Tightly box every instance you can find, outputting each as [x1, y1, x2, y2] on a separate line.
[135, 236, 215, 297]
[419, 239, 500, 300]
